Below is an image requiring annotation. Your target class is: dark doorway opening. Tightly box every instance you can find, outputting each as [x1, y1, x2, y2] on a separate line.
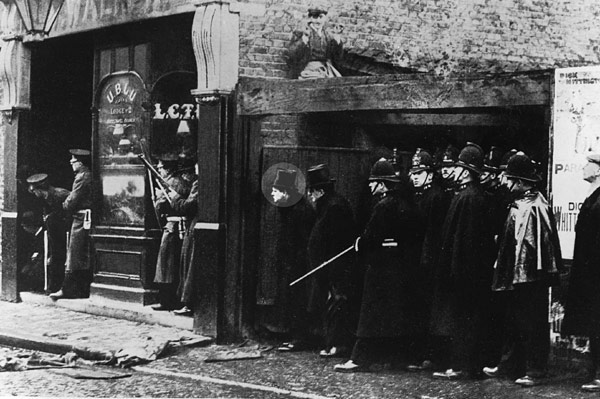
[18, 33, 94, 293]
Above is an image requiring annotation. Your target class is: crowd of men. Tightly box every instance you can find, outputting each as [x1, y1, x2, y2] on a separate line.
[267, 142, 600, 391]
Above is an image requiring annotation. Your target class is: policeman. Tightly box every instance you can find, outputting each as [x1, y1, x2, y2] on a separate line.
[50, 149, 93, 299]
[151, 153, 191, 311]
[26, 173, 71, 294]
[335, 158, 423, 372]
[487, 152, 563, 387]
[437, 144, 460, 194]
[408, 149, 452, 371]
[431, 142, 496, 379]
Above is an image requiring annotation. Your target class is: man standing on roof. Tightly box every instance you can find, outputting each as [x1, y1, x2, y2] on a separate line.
[50, 149, 93, 300]
[287, 6, 344, 79]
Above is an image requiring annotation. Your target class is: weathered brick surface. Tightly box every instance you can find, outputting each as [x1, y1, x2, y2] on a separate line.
[238, 0, 600, 78]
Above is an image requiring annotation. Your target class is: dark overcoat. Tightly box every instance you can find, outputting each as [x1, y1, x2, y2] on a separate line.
[44, 186, 71, 292]
[63, 166, 92, 272]
[415, 181, 451, 326]
[261, 195, 315, 333]
[170, 180, 199, 305]
[563, 187, 600, 337]
[307, 191, 357, 317]
[154, 174, 190, 284]
[429, 182, 496, 336]
[356, 189, 424, 338]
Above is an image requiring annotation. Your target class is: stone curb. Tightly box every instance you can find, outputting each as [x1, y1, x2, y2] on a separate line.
[0, 328, 113, 361]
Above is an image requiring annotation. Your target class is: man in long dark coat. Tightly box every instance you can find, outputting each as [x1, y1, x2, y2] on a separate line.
[50, 149, 93, 299]
[169, 161, 200, 316]
[562, 154, 600, 392]
[431, 143, 496, 380]
[408, 149, 451, 371]
[27, 173, 71, 294]
[303, 164, 357, 357]
[257, 169, 314, 348]
[151, 154, 191, 311]
[334, 158, 424, 372]
[486, 151, 563, 387]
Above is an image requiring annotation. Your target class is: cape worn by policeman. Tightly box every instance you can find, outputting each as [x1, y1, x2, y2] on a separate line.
[50, 149, 93, 300]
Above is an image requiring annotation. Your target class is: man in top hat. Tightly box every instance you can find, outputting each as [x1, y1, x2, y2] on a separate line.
[431, 142, 497, 379]
[296, 164, 357, 357]
[258, 168, 315, 345]
[563, 154, 600, 391]
[271, 169, 303, 207]
[27, 173, 71, 294]
[485, 151, 563, 387]
[151, 153, 192, 311]
[335, 158, 424, 372]
[408, 149, 452, 372]
[287, 6, 344, 79]
[50, 149, 93, 299]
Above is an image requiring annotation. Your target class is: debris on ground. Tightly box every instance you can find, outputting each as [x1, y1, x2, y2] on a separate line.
[204, 344, 263, 363]
[0, 348, 78, 372]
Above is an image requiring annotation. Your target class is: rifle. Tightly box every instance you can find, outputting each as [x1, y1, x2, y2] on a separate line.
[137, 154, 174, 205]
[289, 244, 354, 287]
[139, 140, 164, 226]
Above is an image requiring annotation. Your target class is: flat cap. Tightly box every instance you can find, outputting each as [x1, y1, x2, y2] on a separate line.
[587, 154, 600, 164]
[26, 173, 48, 185]
[69, 149, 91, 157]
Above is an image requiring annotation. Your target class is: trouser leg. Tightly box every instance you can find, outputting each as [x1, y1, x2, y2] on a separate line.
[514, 282, 549, 377]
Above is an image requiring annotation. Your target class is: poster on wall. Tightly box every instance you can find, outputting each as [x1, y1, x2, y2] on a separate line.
[552, 66, 600, 260]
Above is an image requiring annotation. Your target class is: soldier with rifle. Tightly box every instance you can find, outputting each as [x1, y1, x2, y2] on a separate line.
[149, 153, 191, 311]
[26, 173, 71, 295]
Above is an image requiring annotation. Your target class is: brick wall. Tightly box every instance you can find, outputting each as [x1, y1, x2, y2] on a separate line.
[239, 0, 600, 78]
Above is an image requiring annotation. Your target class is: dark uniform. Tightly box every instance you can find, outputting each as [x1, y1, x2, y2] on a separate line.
[431, 143, 496, 379]
[26, 173, 71, 293]
[152, 154, 191, 310]
[335, 159, 423, 371]
[51, 149, 93, 299]
[170, 179, 199, 313]
[410, 150, 452, 369]
[306, 164, 358, 354]
[492, 152, 563, 385]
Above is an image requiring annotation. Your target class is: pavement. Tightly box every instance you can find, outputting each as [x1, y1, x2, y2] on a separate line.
[0, 292, 211, 361]
[1, 293, 597, 399]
